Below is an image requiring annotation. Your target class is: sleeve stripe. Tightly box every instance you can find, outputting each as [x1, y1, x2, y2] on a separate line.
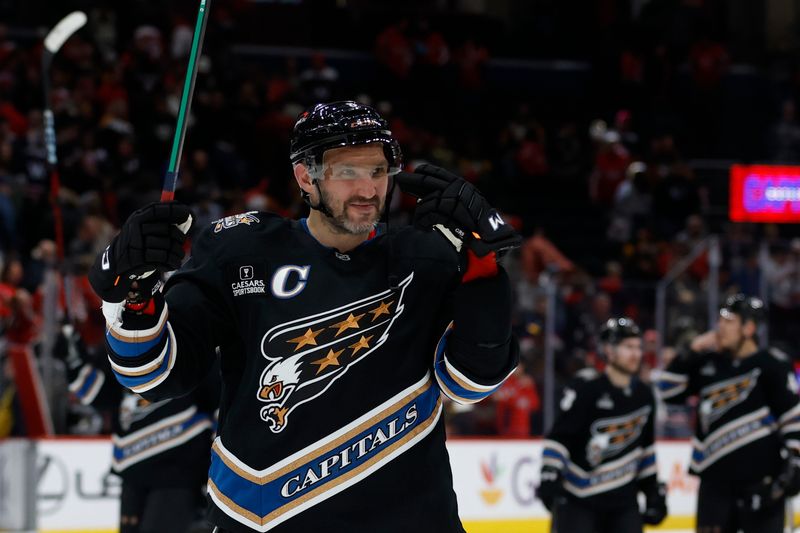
[69, 365, 106, 406]
[781, 422, 800, 434]
[652, 370, 689, 383]
[107, 304, 169, 341]
[432, 324, 502, 404]
[439, 321, 508, 392]
[656, 383, 687, 399]
[80, 371, 105, 405]
[443, 355, 505, 392]
[780, 403, 800, 425]
[109, 337, 172, 377]
[112, 324, 177, 393]
[68, 365, 93, 393]
[637, 463, 658, 479]
[542, 439, 570, 460]
[638, 452, 656, 468]
[435, 372, 493, 404]
[542, 458, 564, 469]
[106, 324, 167, 358]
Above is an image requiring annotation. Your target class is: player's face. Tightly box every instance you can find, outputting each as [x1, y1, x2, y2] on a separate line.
[609, 337, 643, 375]
[317, 144, 389, 235]
[717, 312, 746, 351]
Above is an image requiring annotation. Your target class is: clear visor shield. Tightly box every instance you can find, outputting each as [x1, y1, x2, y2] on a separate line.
[306, 161, 401, 182]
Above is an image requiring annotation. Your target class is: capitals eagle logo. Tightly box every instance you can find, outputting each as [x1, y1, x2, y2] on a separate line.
[256, 273, 413, 433]
[587, 405, 651, 466]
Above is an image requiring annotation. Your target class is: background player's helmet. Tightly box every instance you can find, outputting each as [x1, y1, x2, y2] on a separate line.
[599, 317, 641, 345]
[720, 294, 766, 324]
[289, 101, 402, 175]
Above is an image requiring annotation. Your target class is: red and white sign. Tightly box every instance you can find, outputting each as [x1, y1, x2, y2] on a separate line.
[730, 164, 800, 223]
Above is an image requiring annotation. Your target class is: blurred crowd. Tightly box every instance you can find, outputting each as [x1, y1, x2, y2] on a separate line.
[3, 0, 800, 438]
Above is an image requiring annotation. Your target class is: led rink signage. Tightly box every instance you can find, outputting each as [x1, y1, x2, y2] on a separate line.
[730, 164, 800, 223]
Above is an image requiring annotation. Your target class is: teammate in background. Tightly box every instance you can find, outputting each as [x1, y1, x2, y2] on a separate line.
[87, 101, 521, 532]
[56, 324, 218, 533]
[538, 318, 667, 533]
[655, 294, 800, 533]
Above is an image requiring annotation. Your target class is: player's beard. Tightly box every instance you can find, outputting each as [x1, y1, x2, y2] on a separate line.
[319, 187, 384, 235]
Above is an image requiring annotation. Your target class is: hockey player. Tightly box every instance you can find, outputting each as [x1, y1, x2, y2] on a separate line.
[56, 323, 218, 533]
[538, 317, 667, 533]
[87, 101, 521, 532]
[655, 294, 800, 533]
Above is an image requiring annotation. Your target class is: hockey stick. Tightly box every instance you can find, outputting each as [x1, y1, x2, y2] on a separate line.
[42, 11, 88, 260]
[29, 11, 88, 437]
[125, 0, 210, 299]
[161, 0, 211, 202]
[42, 11, 87, 321]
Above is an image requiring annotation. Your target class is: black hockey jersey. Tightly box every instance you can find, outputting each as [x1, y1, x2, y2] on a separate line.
[656, 349, 800, 481]
[102, 213, 517, 533]
[541, 369, 658, 509]
[63, 331, 218, 487]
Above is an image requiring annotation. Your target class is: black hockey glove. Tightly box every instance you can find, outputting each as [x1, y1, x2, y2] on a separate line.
[88, 202, 192, 304]
[395, 164, 521, 281]
[537, 467, 561, 512]
[735, 449, 800, 517]
[53, 323, 88, 373]
[641, 481, 668, 525]
[778, 449, 800, 497]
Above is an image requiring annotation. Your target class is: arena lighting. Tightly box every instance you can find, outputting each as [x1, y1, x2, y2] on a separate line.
[730, 164, 800, 223]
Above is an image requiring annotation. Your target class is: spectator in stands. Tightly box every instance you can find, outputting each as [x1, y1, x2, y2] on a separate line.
[0, 255, 36, 343]
[375, 19, 413, 81]
[299, 52, 339, 104]
[494, 363, 540, 437]
[520, 227, 575, 284]
[607, 161, 651, 243]
[588, 129, 631, 208]
[764, 240, 800, 354]
[453, 39, 489, 92]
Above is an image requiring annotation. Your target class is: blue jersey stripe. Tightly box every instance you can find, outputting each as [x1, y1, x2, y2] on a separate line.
[106, 326, 167, 358]
[113, 336, 172, 388]
[433, 328, 497, 402]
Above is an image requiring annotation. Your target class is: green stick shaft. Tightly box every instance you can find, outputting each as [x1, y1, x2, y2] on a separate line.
[162, 0, 210, 201]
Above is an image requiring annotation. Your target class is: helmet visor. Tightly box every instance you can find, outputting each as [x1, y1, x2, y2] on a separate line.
[307, 160, 401, 182]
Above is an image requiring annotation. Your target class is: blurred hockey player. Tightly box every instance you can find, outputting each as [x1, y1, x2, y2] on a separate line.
[538, 317, 667, 533]
[655, 294, 800, 533]
[56, 324, 218, 533]
[87, 101, 521, 532]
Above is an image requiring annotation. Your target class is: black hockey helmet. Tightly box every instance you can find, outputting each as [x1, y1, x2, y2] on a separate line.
[720, 294, 766, 324]
[289, 101, 402, 174]
[599, 317, 641, 345]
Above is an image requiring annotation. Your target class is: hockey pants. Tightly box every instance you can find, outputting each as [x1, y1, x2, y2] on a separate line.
[696, 478, 785, 533]
[550, 495, 643, 533]
[120, 483, 200, 533]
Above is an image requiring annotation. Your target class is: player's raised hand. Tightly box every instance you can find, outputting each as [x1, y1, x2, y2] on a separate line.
[396, 164, 521, 281]
[690, 330, 719, 353]
[89, 202, 193, 303]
